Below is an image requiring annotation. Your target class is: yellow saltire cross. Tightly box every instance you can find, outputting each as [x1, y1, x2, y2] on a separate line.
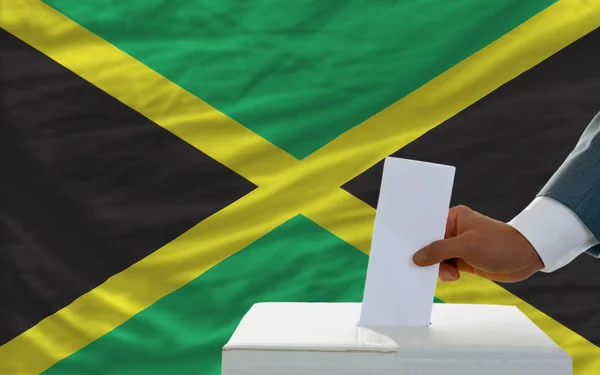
[1, 0, 600, 374]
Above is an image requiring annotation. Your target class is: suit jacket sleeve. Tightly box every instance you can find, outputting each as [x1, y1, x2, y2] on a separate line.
[538, 111, 600, 258]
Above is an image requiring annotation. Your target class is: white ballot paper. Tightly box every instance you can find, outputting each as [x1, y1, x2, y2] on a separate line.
[358, 157, 455, 327]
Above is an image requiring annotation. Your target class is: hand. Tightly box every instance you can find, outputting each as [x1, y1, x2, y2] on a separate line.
[412, 205, 545, 283]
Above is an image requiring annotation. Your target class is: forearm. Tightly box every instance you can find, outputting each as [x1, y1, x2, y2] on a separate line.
[509, 112, 600, 272]
[538, 111, 600, 241]
[508, 196, 599, 272]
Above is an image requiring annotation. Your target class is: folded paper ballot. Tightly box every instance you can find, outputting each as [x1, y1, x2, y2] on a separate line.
[221, 157, 571, 375]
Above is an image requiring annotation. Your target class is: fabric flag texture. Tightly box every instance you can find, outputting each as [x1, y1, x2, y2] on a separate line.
[1, 0, 600, 374]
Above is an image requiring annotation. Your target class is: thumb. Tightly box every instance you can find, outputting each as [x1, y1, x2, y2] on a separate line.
[412, 235, 470, 266]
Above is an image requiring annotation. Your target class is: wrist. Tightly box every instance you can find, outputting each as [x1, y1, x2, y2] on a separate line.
[508, 196, 597, 273]
[506, 223, 544, 273]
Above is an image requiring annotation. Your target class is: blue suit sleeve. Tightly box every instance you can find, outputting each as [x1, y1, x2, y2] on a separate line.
[538, 111, 600, 258]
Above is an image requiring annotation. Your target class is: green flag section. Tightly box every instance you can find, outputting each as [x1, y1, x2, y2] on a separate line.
[343, 27, 600, 347]
[41, 215, 439, 374]
[0, 27, 255, 345]
[43, 0, 556, 159]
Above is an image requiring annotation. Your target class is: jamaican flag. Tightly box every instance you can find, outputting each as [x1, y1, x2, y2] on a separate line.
[1, 0, 600, 374]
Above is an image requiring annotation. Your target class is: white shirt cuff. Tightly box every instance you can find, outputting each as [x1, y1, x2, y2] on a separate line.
[507, 196, 599, 273]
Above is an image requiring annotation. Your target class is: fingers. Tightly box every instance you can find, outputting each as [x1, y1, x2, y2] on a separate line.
[453, 258, 475, 275]
[439, 259, 531, 283]
[444, 205, 472, 238]
[412, 235, 471, 267]
[438, 259, 476, 282]
[475, 268, 536, 283]
[439, 262, 460, 282]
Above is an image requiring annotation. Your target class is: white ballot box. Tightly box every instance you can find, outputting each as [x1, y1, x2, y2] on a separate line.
[221, 158, 571, 374]
[222, 302, 571, 375]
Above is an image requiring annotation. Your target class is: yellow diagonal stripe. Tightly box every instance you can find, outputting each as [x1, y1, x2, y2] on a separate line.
[303, 188, 375, 254]
[304, 0, 600, 186]
[0, 186, 296, 375]
[2, 0, 600, 374]
[0, 0, 297, 187]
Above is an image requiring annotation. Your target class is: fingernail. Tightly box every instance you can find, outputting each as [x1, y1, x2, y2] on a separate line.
[440, 267, 459, 282]
[450, 269, 459, 280]
[440, 267, 452, 281]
